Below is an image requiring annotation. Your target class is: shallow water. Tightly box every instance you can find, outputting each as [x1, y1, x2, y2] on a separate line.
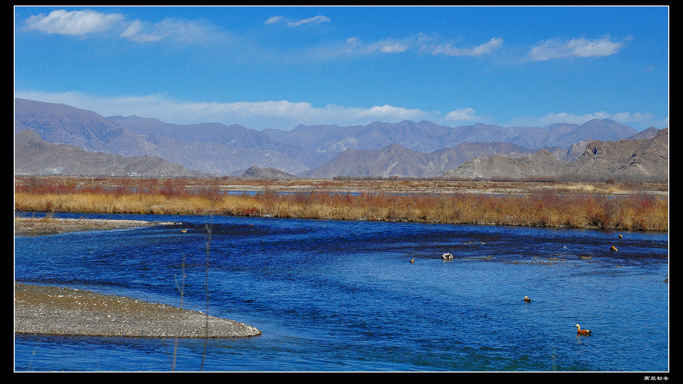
[14, 212, 668, 371]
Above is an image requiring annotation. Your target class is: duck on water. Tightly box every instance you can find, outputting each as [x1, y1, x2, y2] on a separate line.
[575, 324, 592, 335]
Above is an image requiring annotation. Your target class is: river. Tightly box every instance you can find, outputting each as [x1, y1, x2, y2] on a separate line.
[14, 212, 669, 372]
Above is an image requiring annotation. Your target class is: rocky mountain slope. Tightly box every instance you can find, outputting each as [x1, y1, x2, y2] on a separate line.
[263, 119, 637, 155]
[301, 142, 536, 179]
[445, 128, 668, 182]
[16, 99, 307, 175]
[240, 166, 296, 180]
[568, 128, 668, 181]
[15, 129, 206, 177]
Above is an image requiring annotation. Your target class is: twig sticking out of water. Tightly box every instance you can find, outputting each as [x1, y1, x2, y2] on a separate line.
[172, 254, 186, 371]
[201, 216, 213, 371]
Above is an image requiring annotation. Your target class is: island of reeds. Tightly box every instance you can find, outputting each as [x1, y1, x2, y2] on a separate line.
[14, 176, 668, 232]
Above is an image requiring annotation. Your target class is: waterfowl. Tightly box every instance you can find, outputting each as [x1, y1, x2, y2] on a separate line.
[524, 296, 531, 302]
[441, 253, 453, 260]
[410, 259, 415, 263]
[618, 234, 623, 239]
[180, 229, 187, 233]
[610, 246, 618, 252]
[575, 324, 591, 335]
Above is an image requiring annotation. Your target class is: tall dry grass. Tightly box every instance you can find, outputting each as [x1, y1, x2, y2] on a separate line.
[14, 177, 668, 231]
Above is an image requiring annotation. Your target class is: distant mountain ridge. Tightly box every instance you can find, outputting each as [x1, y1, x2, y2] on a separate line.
[14, 98, 148, 157]
[262, 118, 637, 156]
[15, 98, 656, 180]
[302, 142, 536, 179]
[444, 128, 668, 182]
[15, 129, 206, 177]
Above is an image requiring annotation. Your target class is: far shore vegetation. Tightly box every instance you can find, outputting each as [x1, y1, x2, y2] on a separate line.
[14, 176, 668, 232]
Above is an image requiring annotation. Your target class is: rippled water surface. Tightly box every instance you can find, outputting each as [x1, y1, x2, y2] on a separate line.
[15, 213, 668, 371]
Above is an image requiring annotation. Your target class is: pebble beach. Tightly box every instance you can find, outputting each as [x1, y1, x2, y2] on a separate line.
[14, 217, 261, 339]
[15, 283, 261, 338]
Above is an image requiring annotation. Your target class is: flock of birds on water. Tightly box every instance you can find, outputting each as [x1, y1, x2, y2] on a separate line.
[175, 227, 632, 337]
[414, 234, 626, 337]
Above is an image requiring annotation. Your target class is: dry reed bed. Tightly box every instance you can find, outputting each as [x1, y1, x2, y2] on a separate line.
[15, 177, 668, 232]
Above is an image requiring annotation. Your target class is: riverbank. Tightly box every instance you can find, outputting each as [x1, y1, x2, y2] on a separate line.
[15, 283, 262, 338]
[15, 218, 262, 339]
[14, 216, 177, 236]
[15, 177, 669, 231]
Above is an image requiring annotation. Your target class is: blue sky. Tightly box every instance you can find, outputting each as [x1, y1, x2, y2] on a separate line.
[14, 6, 669, 131]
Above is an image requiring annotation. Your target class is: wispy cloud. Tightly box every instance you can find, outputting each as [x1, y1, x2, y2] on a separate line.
[508, 111, 660, 128]
[354, 104, 427, 120]
[264, 15, 283, 25]
[420, 37, 504, 57]
[23, 9, 222, 44]
[445, 108, 479, 122]
[265, 15, 330, 27]
[17, 90, 666, 130]
[336, 34, 504, 58]
[311, 34, 502, 61]
[341, 37, 409, 55]
[24, 9, 124, 36]
[287, 15, 330, 27]
[23, 9, 503, 62]
[15, 90, 432, 130]
[120, 17, 221, 43]
[528, 35, 625, 61]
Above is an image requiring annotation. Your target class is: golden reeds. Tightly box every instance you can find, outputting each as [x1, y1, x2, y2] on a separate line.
[14, 177, 668, 231]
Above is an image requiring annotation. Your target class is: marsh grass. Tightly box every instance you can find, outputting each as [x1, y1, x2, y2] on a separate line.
[15, 177, 668, 231]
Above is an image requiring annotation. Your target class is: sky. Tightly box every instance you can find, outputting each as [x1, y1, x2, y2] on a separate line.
[14, 6, 669, 131]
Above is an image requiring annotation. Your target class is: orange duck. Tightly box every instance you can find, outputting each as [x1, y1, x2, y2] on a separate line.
[575, 324, 591, 335]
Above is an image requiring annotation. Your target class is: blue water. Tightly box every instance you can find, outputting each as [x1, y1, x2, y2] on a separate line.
[14, 212, 668, 372]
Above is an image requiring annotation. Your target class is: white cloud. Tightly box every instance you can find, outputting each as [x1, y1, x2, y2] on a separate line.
[265, 15, 331, 27]
[15, 90, 432, 130]
[264, 15, 283, 24]
[379, 42, 408, 53]
[355, 105, 427, 120]
[120, 18, 221, 43]
[286, 15, 330, 27]
[24, 9, 124, 36]
[312, 34, 503, 61]
[17, 90, 666, 131]
[445, 108, 478, 122]
[304, 36, 410, 61]
[421, 37, 503, 57]
[371, 39, 409, 53]
[341, 37, 410, 55]
[194, 99, 316, 119]
[342, 37, 362, 52]
[120, 20, 151, 41]
[528, 35, 625, 61]
[508, 111, 659, 128]
[23, 9, 221, 44]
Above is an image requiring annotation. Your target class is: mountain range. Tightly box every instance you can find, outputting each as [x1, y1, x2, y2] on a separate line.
[445, 128, 668, 182]
[301, 142, 537, 179]
[14, 98, 667, 181]
[15, 129, 206, 178]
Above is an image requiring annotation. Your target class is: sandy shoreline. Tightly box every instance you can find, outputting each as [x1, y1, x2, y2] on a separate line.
[15, 218, 261, 338]
[15, 283, 262, 338]
[14, 216, 177, 236]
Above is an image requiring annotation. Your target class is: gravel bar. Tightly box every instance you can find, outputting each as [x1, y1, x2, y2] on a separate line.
[15, 283, 262, 338]
[14, 217, 177, 236]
